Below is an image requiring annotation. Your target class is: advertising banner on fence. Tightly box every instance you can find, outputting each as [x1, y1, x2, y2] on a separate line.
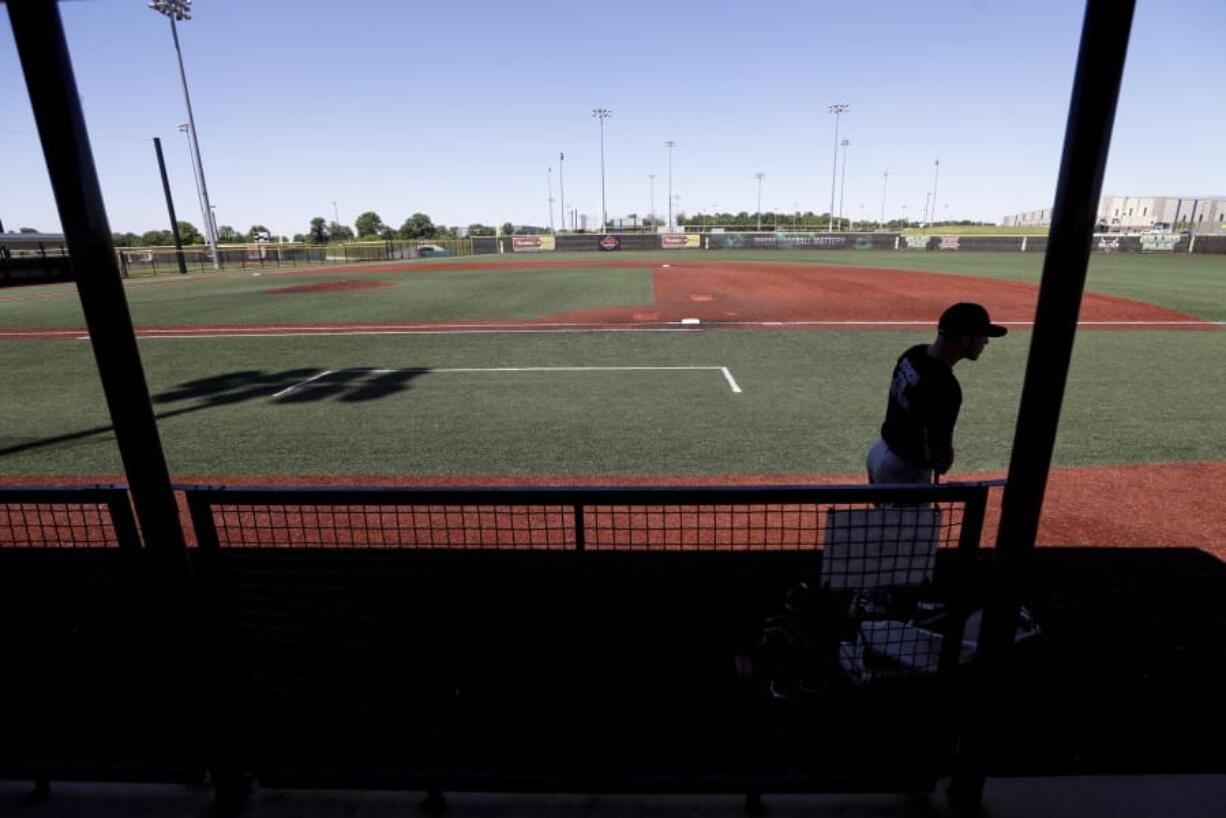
[512, 235, 556, 252]
[1139, 234, 1180, 253]
[938, 236, 960, 250]
[904, 235, 931, 250]
[598, 235, 621, 251]
[661, 233, 701, 249]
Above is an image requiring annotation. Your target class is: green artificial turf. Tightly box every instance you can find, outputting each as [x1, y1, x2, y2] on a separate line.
[3, 329, 1223, 478]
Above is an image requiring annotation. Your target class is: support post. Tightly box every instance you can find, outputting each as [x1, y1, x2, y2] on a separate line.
[153, 137, 188, 275]
[949, 0, 1137, 810]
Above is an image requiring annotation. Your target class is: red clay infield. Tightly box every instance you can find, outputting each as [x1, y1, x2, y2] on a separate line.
[2, 259, 1216, 341]
[263, 279, 394, 295]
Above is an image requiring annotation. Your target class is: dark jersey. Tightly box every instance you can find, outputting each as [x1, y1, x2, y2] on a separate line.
[880, 344, 961, 467]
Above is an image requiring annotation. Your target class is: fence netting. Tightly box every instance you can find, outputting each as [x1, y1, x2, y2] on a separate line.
[0, 499, 125, 548]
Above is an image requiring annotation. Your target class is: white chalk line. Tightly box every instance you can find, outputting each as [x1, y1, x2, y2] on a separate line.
[272, 365, 744, 399]
[270, 369, 336, 398]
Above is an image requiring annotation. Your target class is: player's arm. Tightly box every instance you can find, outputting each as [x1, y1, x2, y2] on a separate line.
[924, 428, 954, 474]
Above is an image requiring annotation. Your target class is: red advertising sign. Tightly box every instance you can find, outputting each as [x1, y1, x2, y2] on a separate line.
[598, 235, 621, 251]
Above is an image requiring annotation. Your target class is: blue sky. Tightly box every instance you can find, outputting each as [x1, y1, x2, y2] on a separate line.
[2, 0, 1223, 237]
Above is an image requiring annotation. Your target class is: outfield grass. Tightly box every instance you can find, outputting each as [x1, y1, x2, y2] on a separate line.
[2, 329, 1223, 478]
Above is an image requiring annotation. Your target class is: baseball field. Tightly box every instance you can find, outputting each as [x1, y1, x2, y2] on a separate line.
[1, 249, 1223, 554]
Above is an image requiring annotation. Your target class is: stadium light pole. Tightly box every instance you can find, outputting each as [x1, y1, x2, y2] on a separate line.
[826, 103, 849, 232]
[755, 172, 765, 230]
[592, 108, 611, 231]
[332, 200, 340, 232]
[558, 152, 565, 233]
[881, 170, 889, 226]
[665, 140, 676, 230]
[838, 139, 850, 230]
[648, 173, 656, 229]
[547, 166, 555, 233]
[931, 158, 941, 229]
[149, 0, 219, 270]
[177, 122, 206, 244]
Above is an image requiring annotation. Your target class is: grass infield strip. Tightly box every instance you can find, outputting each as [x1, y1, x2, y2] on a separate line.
[270, 365, 745, 399]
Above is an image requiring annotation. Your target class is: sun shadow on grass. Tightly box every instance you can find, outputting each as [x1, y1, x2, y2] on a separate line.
[0, 367, 429, 460]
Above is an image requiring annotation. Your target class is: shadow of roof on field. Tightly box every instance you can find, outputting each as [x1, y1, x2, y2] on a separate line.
[0, 368, 427, 460]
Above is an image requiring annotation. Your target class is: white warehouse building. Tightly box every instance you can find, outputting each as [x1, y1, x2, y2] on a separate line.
[1002, 195, 1226, 234]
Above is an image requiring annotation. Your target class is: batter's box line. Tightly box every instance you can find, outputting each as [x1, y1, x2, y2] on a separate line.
[271, 365, 743, 399]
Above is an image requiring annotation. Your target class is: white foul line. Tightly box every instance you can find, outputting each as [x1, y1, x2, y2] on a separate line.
[271, 369, 335, 398]
[272, 365, 743, 398]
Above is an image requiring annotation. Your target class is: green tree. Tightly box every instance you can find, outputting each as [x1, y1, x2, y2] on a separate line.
[499, 222, 514, 236]
[18, 226, 39, 233]
[141, 229, 173, 246]
[466, 223, 495, 237]
[216, 225, 240, 243]
[307, 217, 329, 244]
[398, 213, 437, 239]
[328, 222, 355, 241]
[292, 233, 306, 243]
[378, 227, 395, 241]
[248, 225, 272, 242]
[354, 211, 386, 238]
[176, 221, 204, 244]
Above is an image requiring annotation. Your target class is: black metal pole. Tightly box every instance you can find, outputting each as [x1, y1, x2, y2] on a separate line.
[8, 1, 189, 562]
[154, 136, 188, 275]
[950, 0, 1136, 809]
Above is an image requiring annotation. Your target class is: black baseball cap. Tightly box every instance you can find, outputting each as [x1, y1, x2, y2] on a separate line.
[938, 302, 1008, 338]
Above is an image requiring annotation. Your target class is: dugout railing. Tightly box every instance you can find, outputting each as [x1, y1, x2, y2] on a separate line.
[0, 481, 1002, 796]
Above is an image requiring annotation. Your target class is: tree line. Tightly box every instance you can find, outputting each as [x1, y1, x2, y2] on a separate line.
[675, 211, 995, 232]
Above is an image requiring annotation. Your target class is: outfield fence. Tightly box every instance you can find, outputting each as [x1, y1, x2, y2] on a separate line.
[3, 481, 1005, 793]
[487, 230, 1222, 255]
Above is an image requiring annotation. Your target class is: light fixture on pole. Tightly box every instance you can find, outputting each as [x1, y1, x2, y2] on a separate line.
[150, 0, 219, 269]
[826, 103, 849, 233]
[332, 201, 340, 231]
[665, 140, 676, 231]
[923, 192, 932, 228]
[592, 108, 611, 231]
[838, 139, 849, 231]
[755, 172, 765, 231]
[931, 158, 941, 229]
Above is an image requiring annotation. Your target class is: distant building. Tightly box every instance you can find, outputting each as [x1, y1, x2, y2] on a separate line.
[1002, 196, 1226, 233]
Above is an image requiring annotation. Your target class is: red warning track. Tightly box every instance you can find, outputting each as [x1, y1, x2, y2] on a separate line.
[1, 260, 1216, 341]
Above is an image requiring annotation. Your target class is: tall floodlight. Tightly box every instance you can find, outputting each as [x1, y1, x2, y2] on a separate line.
[177, 123, 205, 241]
[931, 158, 941, 229]
[881, 170, 890, 225]
[838, 139, 850, 230]
[558, 152, 565, 233]
[755, 172, 765, 230]
[665, 140, 676, 230]
[592, 108, 611, 231]
[150, 0, 218, 269]
[332, 200, 340, 231]
[547, 166, 555, 233]
[826, 103, 849, 233]
[924, 192, 932, 227]
[648, 174, 656, 228]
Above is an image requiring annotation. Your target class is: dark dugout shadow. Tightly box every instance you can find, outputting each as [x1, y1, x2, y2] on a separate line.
[0, 367, 429, 459]
[984, 546, 1226, 776]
